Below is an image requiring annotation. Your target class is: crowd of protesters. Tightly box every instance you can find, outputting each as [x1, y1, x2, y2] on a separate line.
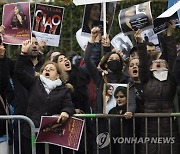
[0, 3, 180, 154]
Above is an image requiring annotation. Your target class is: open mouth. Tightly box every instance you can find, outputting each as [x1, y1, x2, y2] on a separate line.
[45, 72, 50, 78]
[157, 64, 160, 68]
[133, 69, 138, 75]
[65, 61, 71, 68]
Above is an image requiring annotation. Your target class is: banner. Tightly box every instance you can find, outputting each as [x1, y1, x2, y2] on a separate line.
[81, 2, 116, 35]
[118, 1, 153, 35]
[36, 116, 84, 151]
[2, 2, 31, 45]
[32, 3, 64, 47]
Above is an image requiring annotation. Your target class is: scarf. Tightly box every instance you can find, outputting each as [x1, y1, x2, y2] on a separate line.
[40, 75, 62, 94]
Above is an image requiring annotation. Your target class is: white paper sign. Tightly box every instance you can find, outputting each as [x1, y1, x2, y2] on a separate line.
[73, 0, 122, 6]
[158, 1, 180, 18]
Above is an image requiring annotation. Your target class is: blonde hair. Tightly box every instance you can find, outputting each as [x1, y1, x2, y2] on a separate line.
[40, 61, 68, 84]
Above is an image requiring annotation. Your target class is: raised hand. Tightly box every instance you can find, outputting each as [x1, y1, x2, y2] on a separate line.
[134, 29, 143, 44]
[167, 21, 176, 36]
[89, 27, 101, 43]
[101, 34, 110, 47]
[21, 39, 31, 55]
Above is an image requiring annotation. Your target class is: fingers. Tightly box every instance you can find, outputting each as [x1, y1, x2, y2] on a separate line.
[0, 25, 5, 34]
[21, 39, 31, 53]
[75, 109, 85, 114]
[134, 29, 143, 43]
[124, 112, 133, 119]
[101, 35, 110, 47]
[57, 112, 69, 123]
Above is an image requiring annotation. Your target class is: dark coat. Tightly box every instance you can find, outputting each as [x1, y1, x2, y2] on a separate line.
[0, 56, 14, 137]
[137, 36, 180, 154]
[109, 105, 133, 154]
[15, 55, 75, 138]
[13, 55, 43, 115]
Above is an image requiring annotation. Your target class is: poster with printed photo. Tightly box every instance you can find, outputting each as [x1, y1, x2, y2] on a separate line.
[2, 2, 31, 45]
[81, 2, 116, 36]
[103, 83, 127, 114]
[119, 1, 153, 35]
[168, 0, 180, 25]
[154, 1, 180, 34]
[32, 3, 64, 47]
[111, 32, 133, 60]
[36, 116, 85, 151]
[141, 29, 160, 48]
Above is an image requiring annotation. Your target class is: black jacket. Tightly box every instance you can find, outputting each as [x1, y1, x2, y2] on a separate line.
[13, 55, 43, 115]
[15, 55, 75, 138]
[0, 56, 14, 137]
[138, 36, 180, 154]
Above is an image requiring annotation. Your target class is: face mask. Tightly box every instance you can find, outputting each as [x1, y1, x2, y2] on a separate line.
[107, 60, 122, 72]
[151, 68, 168, 81]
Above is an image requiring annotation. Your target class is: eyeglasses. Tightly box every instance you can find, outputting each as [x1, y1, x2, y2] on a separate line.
[152, 60, 166, 64]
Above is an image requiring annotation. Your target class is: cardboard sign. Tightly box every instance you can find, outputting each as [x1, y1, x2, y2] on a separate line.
[81, 2, 116, 35]
[2, 2, 31, 45]
[111, 32, 133, 60]
[32, 3, 64, 47]
[158, 1, 180, 18]
[103, 83, 127, 114]
[119, 1, 153, 35]
[36, 116, 85, 151]
[73, 0, 122, 6]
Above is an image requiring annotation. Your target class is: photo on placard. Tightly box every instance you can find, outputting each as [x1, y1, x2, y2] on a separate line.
[81, 3, 101, 35]
[32, 3, 64, 47]
[81, 2, 116, 35]
[36, 116, 85, 151]
[153, 12, 179, 34]
[103, 83, 127, 114]
[119, 1, 153, 35]
[141, 29, 160, 47]
[100, 2, 116, 34]
[2, 2, 31, 45]
[111, 32, 133, 60]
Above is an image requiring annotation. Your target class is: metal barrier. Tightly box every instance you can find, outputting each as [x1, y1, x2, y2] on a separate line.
[1, 113, 180, 154]
[0, 115, 36, 154]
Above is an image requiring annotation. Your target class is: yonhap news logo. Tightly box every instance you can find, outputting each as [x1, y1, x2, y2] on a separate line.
[96, 132, 110, 149]
[96, 132, 175, 149]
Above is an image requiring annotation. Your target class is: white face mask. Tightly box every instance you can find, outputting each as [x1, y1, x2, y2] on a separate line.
[151, 68, 168, 81]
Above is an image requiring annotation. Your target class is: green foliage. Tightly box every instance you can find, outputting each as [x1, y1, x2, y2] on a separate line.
[0, 0, 179, 58]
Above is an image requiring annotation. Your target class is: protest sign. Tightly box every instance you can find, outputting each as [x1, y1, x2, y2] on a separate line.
[111, 33, 133, 60]
[36, 116, 84, 151]
[141, 29, 160, 47]
[73, 0, 122, 6]
[103, 83, 127, 114]
[153, 1, 180, 34]
[119, 1, 153, 35]
[2, 2, 31, 45]
[168, 0, 180, 22]
[81, 2, 116, 35]
[32, 3, 64, 47]
[76, 28, 89, 51]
